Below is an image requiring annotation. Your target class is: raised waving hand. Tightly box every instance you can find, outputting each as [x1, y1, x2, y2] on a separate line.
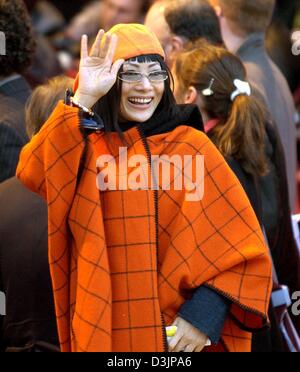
[73, 30, 124, 109]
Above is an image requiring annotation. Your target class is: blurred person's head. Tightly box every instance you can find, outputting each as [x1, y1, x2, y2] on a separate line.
[209, 0, 275, 52]
[145, 1, 171, 52]
[100, 0, 153, 31]
[172, 41, 268, 177]
[145, 0, 222, 68]
[0, 0, 36, 78]
[25, 76, 74, 138]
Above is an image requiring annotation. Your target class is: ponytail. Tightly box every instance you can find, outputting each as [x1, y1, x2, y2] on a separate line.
[213, 94, 268, 177]
[174, 42, 269, 178]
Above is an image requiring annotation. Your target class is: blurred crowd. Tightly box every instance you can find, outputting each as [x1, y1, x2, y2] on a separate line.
[21, 1, 300, 90]
[19, 1, 300, 96]
[0, 0, 300, 352]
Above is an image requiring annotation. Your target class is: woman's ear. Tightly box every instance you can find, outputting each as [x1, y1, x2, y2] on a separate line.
[166, 36, 185, 67]
[171, 36, 185, 53]
[184, 86, 199, 105]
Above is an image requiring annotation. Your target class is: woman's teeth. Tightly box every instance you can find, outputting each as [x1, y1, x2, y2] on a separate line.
[128, 98, 152, 105]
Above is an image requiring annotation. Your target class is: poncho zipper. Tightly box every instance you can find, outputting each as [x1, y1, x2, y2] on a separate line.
[137, 127, 169, 353]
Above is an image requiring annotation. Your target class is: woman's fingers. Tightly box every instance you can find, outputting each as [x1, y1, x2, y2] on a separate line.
[183, 344, 195, 353]
[194, 345, 205, 352]
[89, 30, 119, 67]
[168, 334, 182, 352]
[80, 34, 88, 60]
[90, 29, 105, 57]
[100, 32, 111, 59]
[168, 318, 182, 352]
[172, 337, 188, 352]
[106, 34, 118, 63]
[111, 59, 124, 76]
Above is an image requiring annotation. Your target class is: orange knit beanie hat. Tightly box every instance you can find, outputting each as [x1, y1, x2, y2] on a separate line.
[108, 23, 165, 61]
[73, 24, 165, 92]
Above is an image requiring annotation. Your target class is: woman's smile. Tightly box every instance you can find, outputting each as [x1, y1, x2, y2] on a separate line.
[127, 96, 154, 107]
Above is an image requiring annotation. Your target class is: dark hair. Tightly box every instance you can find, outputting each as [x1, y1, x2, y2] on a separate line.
[174, 41, 268, 177]
[165, 0, 223, 45]
[0, 0, 36, 77]
[93, 54, 176, 138]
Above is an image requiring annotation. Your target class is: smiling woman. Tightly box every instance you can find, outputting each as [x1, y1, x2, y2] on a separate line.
[17, 24, 272, 353]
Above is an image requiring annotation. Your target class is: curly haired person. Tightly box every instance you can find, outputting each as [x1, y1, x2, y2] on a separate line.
[0, 0, 35, 182]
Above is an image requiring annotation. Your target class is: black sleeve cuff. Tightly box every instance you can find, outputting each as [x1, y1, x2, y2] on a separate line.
[178, 286, 230, 344]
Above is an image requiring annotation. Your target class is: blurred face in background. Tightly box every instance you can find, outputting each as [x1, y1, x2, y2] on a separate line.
[145, 2, 187, 69]
[145, 3, 171, 50]
[145, 3, 173, 67]
[100, 0, 145, 31]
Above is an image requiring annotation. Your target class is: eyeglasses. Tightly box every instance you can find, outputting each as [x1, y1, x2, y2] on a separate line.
[118, 71, 169, 83]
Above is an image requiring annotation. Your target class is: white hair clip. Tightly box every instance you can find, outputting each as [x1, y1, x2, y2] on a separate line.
[230, 79, 251, 101]
[202, 78, 215, 97]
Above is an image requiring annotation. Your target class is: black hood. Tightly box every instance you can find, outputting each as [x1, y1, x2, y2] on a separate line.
[120, 104, 204, 137]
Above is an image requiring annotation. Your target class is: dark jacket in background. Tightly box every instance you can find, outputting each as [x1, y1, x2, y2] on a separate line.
[237, 33, 298, 212]
[0, 177, 59, 352]
[253, 122, 300, 351]
[209, 122, 300, 351]
[0, 76, 30, 183]
[263, 123, 300, 336]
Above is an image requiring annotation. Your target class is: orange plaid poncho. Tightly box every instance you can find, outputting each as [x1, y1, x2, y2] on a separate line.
[17, 102, 272, 352]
